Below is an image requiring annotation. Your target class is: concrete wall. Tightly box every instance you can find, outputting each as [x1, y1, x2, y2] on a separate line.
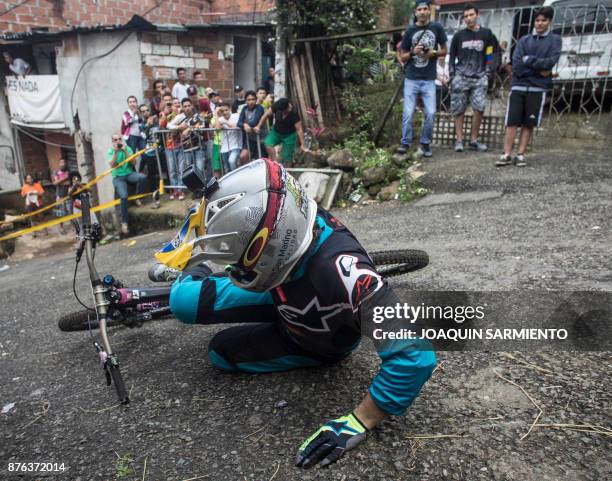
[0, 92, 21, 193]
[56, 31, 143, 205]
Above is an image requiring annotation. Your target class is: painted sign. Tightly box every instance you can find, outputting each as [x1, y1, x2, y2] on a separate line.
[5, 75, 66, 129]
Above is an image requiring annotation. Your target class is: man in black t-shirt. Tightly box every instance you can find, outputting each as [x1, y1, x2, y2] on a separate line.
[449, 3, 498, 153]
[256, 98, 309, 164]
[398, 0, 447, 157]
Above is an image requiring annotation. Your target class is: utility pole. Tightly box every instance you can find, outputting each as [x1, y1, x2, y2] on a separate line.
[274, 0, 289, 99]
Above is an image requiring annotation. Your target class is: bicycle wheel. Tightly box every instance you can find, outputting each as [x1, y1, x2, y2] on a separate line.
[57, 311, 122, 332]
[369, 249, 429, 278]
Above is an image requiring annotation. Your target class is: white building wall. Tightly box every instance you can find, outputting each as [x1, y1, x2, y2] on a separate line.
[0, 92, 21, 193]
[56, 32, 143, 205]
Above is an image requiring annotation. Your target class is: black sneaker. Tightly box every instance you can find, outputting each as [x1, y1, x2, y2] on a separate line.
[514, 154, 527, 167]
[496, 154, 512, 167]
[396, 144, 410, 155]
[421, 144, 432, 158]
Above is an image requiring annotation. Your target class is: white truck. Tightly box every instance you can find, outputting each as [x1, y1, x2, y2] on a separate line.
[545, 0, 612, 84]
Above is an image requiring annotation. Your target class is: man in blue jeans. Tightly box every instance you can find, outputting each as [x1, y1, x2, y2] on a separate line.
[108, 133, 147, 235]
[398, 0, 448, 157]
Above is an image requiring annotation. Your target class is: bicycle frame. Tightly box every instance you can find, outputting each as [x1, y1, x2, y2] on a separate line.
[105, 280, 172, 325]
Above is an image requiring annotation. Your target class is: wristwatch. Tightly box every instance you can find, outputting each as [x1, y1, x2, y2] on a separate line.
[431, 49, 438, 58]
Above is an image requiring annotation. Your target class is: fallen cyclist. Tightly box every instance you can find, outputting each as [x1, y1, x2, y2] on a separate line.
[160, 158, 436, 468]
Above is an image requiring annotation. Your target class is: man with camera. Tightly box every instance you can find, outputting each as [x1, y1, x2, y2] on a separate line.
[169, 98, 211, 184]
[398, 0, 447, 158]
[108, 134, 147, 235]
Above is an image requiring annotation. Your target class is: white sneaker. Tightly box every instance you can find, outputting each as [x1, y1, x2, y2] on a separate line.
[121, 223, 129, 235]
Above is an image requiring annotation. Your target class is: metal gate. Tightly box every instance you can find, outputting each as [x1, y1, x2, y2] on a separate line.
[435, 2, 612, 147]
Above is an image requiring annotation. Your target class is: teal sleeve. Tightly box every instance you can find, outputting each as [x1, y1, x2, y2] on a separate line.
[170, 271, 274, 325]
[369, 342, 436, 416]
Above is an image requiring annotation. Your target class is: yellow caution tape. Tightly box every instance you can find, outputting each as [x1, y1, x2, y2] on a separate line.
[1, 146, 154, 226]
[0, 192, 151, 242]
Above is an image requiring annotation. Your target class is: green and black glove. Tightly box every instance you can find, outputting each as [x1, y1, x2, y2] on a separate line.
[295, 413, 368, 468]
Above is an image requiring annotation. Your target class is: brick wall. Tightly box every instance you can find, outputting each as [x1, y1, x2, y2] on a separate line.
[139, 30, 236, 101]
[18, 131, 49, 181]
[0, 0, 274, 34]
[44, 133, 74, 172]
[211, 0, 275, 14]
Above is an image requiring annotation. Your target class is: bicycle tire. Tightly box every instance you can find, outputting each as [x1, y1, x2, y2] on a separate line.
[58, 310, 122, 332]
[369, 249, 429, 278]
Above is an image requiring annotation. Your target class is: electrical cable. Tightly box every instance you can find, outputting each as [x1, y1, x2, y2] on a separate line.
[69, 0, 170, 120]
[252, 0, 258, 24]
[69, 31, 133, 120]
[0, 0, 31, 17]
[14, 125, 76, 149]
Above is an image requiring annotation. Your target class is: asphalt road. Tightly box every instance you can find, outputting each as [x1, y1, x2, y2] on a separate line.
[1, 147, 610, 481]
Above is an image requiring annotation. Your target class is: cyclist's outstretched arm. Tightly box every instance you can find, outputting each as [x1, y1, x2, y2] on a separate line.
[297, 263, 436, 468]
[169, 263, 276, 325]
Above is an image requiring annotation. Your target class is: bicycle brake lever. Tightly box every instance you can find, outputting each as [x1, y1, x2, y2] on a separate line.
[103, 364, 112, 386]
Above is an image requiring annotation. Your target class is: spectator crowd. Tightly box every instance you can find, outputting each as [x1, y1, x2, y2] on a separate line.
[20, 65, 312, 236]
[17, 2, 562, 239]
[397, 1, 560, 167]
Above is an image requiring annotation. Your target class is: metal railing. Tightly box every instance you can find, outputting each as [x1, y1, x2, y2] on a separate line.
[146, 127, 265, 192]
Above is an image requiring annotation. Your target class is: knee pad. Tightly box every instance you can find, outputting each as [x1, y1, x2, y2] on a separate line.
[207, 332, 238, 371]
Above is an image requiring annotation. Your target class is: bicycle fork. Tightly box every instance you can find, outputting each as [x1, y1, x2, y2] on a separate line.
[81, 193, 129, 405]
[90, 277, 129, 405]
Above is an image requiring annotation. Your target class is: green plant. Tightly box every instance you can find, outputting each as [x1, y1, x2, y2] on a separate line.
[276, 0, 386, 38]
[358, 146, 394, 171]
[339, 86, 375, 132]
[342, 44, 383, 81]
[372, 55, 402, 84]
[343, 131, 375, 163]
[115, 453, 135, 478]
[397, 177, 430, 203]
[390, 0, 416, 26]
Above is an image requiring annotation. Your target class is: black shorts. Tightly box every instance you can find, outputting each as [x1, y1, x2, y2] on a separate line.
[505, 90, 547, 128]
